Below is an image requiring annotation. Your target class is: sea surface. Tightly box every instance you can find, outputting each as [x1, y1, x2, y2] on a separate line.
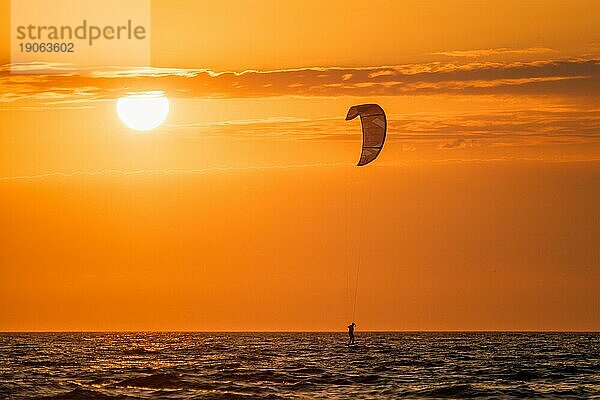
[0, 332, 598, 399]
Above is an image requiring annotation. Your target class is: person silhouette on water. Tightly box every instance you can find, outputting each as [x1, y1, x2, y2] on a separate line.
[348, 322, 356, 345]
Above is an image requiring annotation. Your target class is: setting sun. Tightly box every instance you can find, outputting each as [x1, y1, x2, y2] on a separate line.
[116, 92, 169, 131]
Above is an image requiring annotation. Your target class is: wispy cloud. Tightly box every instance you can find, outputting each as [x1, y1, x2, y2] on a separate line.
[1, 58, 599, 105]
[0, 163, 348, 182]
[431, 47, 558, 58]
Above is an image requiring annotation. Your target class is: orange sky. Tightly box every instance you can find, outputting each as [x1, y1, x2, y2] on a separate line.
[0, 0, 599, 331]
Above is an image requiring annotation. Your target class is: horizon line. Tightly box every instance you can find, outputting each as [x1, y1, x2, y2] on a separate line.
[1, 330, 598, 334]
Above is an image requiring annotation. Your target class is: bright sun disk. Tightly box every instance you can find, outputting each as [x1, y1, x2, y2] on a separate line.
[116, 92, 169, 131]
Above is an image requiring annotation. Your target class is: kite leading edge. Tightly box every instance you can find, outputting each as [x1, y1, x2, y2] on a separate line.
[345, 104, 387, 166]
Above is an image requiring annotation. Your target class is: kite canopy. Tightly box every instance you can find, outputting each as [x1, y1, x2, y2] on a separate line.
[345, 104, 387, 166]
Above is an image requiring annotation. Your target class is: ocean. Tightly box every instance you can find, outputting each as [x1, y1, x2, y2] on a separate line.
[0, 332, 598, 399]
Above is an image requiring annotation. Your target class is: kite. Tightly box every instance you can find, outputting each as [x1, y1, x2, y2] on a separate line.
[345, 104, 387, 166]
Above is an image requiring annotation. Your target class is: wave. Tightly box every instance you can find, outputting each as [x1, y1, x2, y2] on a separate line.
[41, 387, 133, 400]
[113, 373, 187, 389]
[121, 347, 160, 356]
[412, 384, 492, 398]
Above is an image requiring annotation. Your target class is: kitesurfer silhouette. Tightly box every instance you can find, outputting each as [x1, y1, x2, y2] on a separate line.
[348, 322, 356, 345]
[343, 104, 385, 348]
